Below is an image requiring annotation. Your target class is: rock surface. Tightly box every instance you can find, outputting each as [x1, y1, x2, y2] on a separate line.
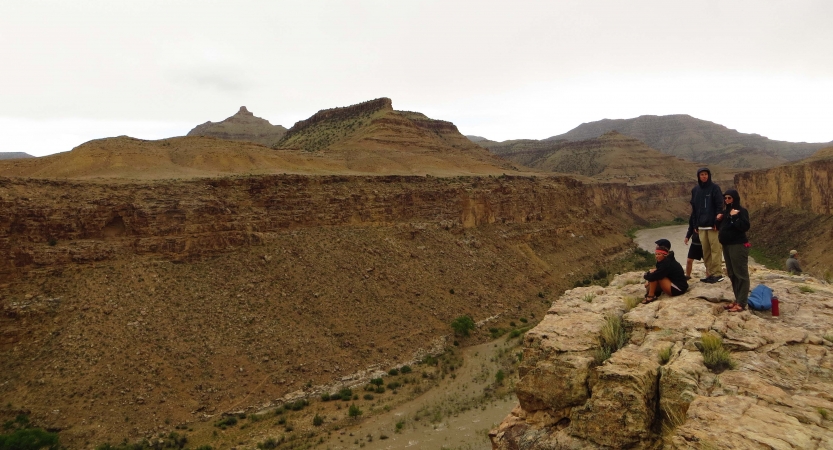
[187, 106, 287, 147]
[491, 267, 833, 449]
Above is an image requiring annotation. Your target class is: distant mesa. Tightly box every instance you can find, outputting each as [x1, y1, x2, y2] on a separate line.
[0, 152, 35, 160]
[187, 106, 287, 147]
[480, 130, 711, 184]
[0, 99, 521, 179]
[465, 135, 490, 143]
[543, 114, 830, 170]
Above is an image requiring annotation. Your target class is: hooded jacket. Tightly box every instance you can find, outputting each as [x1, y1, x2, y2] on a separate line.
[718, 189, 750, 245]
[690, 168, 723, 229]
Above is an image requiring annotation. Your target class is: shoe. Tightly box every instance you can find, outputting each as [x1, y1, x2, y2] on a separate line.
[699, 276, 712, 283]
[713, 275, 725, 282]
[685, 275, 692, 280]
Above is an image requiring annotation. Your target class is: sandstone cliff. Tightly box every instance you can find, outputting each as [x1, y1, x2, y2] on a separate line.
[186, 106, 287, 147]
[492, 267, 833, 449]
[544, 114, 830, 169]
[735, 148, 833, 278]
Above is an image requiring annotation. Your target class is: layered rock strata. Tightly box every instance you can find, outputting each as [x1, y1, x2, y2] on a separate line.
[187, 106, 287, 147]
[491, 267, 833, 449]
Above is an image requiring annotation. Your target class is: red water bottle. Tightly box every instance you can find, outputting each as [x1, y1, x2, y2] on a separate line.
[771, 297, 780, 317]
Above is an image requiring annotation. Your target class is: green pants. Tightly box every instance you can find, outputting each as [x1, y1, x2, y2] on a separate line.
[700, 229, 723, 277]
[723, 244, 750, 308]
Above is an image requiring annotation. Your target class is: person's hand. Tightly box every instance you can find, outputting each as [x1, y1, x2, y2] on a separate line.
[693, 228, 699, 234]
[649, 268, 656, 273]
[684, 237, 690, 245]
[730, 209, 739, 216]
[716, 213, 724, 220]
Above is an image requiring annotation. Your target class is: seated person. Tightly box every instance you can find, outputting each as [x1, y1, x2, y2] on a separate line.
[786, 249, 802, 274]
[643, 239, 689, 303]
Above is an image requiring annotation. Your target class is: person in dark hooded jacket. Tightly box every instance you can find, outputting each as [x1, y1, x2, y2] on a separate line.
[719, 189, 751, 312]
[689, 168, 724, 283]
[642, 239, 688, 303]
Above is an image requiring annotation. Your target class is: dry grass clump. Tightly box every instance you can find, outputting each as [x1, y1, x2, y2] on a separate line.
[623, 296, 641, 311]
[593, 315, 628, 365]
[658, 345, 673, 365]
[699, 332, 735, 373]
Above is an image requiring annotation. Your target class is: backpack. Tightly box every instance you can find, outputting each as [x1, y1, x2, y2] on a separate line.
[747, 284, 773, 311]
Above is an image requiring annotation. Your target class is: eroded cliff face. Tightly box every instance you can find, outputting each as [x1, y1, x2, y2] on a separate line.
[736, 158, 833, 277]
[491, 268, 833, 449]
[0, 173, 690, 447]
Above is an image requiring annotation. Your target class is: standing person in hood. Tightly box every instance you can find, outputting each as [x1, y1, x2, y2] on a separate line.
[689, 168, 724, 283]
[719, 189, 751, 312]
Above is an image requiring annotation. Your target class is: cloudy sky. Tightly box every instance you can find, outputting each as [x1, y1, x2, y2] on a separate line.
[1, 0, 831, 156]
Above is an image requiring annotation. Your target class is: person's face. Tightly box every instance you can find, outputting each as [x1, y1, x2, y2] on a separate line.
[655, 251, 666, 261]
[699, 172, 709, 182]
[724, 194, 733, 204]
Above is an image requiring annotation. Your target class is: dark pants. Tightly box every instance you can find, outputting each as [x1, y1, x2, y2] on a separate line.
[723, 244, 750, 308]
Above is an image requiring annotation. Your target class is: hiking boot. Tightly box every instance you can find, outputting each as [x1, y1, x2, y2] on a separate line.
[713, 275, 725, 282]
[699, 276, 713, 283]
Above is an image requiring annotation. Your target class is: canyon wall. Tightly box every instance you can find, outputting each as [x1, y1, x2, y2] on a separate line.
[736, 159, 833, 277]
[0, 175, 694, 285]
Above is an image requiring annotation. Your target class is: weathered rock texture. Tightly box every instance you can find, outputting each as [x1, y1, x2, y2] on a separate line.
[187, 106, 287, 147]
[736, 149, 833, 278]
[481, 131, 718, 185]
[0, 173, 679, 447]
[491, 267, 833, 449]
[544, 114, 831, 169]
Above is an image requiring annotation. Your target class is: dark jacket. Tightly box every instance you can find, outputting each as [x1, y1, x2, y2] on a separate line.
[718, 189, 750, 245]
[690, 168, 723, 229]
[685, 216, 702, 245]
[644, 251, 688, 291]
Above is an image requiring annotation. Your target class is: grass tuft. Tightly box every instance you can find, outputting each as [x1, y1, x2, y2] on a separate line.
[582, 293, 596, 303]
[623, 296, 641, 311]
[699, 332, 735, 373]
[658, 345, 673, 365]
[799, 285, 815, 293]
[593, 315, 627, 365]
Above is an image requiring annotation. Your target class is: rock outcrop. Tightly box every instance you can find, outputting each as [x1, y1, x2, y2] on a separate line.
[482, 131, 717, 185]
[492, 267, 833, 449]
[544, 114, 830, 169]
[186, 106, 287, 147]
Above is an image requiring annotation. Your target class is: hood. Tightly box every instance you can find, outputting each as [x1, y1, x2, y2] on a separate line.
[724, 188, 742, 209]
[697, 168, 712, 187]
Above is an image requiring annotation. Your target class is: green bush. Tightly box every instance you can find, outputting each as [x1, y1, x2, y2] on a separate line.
[0, 428, 60, 450]
[388, 368, 399, 376]
[348, 404, 363, 418]
[593, 315, 628, 365]
[214, 416, 238, 428]
[495, 370, 505, 385]
[370, 377, 384, 386]
[451, 315, 476, 337]
[338, 388, 353, 401]
[400, 365, 412, 374]
[658, 346, 673, 365]
[313, 414, 324, 427]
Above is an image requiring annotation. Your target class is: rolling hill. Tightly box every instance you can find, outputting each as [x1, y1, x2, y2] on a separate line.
[543, 114, 830, 169]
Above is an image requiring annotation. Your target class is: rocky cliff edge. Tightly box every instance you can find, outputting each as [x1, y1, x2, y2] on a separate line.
[491, 266, 833, 449]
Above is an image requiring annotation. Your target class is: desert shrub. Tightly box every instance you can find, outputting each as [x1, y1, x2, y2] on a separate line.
[799, 285, 815, 293]
[214, 416, 238, 428]
[338, 388, 353, 401]
[699, 333, 735, 373]
[363, 394, 374, 400]
[374, 385, 385, 394]
[370, 377, 383, 386]
[0, 428, 60, 450]
[313, 414, 324, 427]
[520, 317, 528, 323]
[583, 293, 595, 303]
[451, 315, 476, 337]
[388, 368, 399, 376]
[422, 355, 437, 366]
[658, 346, 673, 365]
[400, 365, 412, 374]
[495, 370, 505, 385]
[257, 438, 280, 449]
[348, 404, 363, 418]
[288, 399, 308, 411]
[387, 381, 401, 390]
[320, 393, 331, 401]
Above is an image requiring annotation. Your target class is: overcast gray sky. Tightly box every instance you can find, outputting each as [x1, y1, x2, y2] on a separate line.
[1, 0, 831, 156]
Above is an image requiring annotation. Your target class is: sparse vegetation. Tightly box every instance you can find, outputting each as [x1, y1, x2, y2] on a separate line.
[658, 345, 673, 365]
[623, 296, 641, 311]
[818, 407, 829, 420]
[451, 315, 476, 337]
[799, 285, 815, 293]
[313, 414, 324, 427]
[699, 332, 735, 373]
[593, 315, 628, 365]
[348, 404, 363, 418]
[0, 414, 60, 450]
[583, 293, 596, 303]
